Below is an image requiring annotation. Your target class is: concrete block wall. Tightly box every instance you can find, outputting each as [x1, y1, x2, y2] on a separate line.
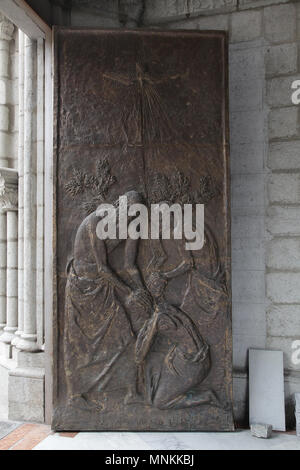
[264, 1, 300, 425]
[0, 16, 18, 170]
[9, 29, 19, 170]
[1, 0, 297, 427]
[65, 0, 300, 428]
[0, 14, 45, 424]
[164, 8, 267, 428]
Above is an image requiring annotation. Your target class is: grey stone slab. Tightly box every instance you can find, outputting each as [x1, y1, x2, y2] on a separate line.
[251, 423, 272, 439]
[296, 394, 300, 436]
[296, 394, 300, 437]
[296, 393, 300, 412]
[0, 421, 19, 440]
[249, 349, 286, 431]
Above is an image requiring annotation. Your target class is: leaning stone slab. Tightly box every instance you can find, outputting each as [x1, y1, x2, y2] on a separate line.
[296, 393, 300, 411]
[249, 349, 285, 431]
[251, 423, 273, 439]
[296, 393, 300, 437]
[296, 414, 300, 437]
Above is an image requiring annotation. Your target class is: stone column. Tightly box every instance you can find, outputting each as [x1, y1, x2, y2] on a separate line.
[12, 31, 24, 348]
[0, 168, 18, 344]
[36, 38, 44, 349]
[17, 36, 39, 352]
[0, 14, 14, 167]
[0, 15, 14, 336]
[0, 209, 6, 332]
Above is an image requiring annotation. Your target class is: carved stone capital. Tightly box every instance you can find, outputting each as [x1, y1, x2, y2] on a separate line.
[0, 168, 18, 211]
[0, 14, 15, 41]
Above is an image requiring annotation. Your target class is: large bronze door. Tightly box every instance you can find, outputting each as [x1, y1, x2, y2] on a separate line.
[53, 29, 234, 431]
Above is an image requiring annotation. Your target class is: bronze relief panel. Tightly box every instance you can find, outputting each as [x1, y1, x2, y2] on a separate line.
[53, 29, 233, 431]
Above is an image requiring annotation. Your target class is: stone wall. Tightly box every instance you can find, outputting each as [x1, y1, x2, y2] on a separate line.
[264, 1, 300, 426]
[1, 0, 299, 428]
[9, 28, 18, 171]
[0, 17, 45, 423]
[67, 0, 300, 428]
[0, 14, 18, 169]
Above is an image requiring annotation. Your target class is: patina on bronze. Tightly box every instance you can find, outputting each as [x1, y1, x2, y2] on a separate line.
[53, 28, 234, 431]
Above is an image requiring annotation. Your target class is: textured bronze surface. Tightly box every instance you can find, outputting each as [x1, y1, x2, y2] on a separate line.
[53, 28, 234, 431]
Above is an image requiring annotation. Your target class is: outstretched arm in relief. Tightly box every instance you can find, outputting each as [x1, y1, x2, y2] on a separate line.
[88, 216, 130, 295]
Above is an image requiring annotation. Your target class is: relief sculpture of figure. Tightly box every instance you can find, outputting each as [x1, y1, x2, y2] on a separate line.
[64, 191, 152, 411]
[164, 224, 228, 321]
[134, 272, 218, 409]
[57, 30, 234, 431]
[64, 188, 227, 413]
[135, 217, 228, 410]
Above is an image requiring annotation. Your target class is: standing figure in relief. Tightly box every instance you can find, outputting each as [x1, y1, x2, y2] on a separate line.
[64, 191, 152, 410]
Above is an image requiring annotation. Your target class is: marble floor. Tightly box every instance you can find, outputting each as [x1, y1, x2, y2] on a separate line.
[0, 421, 19, 440]
[1, 421, 299, 450]
[33, 429, 300, 451]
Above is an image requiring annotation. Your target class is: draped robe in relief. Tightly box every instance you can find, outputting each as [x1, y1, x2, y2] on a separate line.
[64, 261, 135, 399]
